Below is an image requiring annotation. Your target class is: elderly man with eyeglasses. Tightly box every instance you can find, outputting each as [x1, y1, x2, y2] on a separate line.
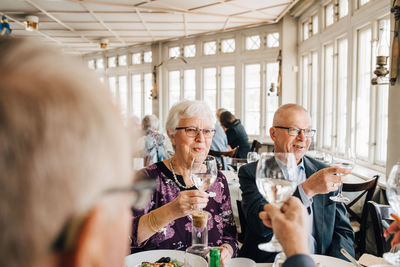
[238, 104, 354, 263]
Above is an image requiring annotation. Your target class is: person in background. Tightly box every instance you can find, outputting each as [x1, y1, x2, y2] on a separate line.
[259, 197, 316, 267]
[142, 114, 167, 166]
[238, 104, 354, 262]
[131, 100, 238, 264]
[210, 109, 228, 152]
[219, 111, 250, 158]
[0, 38, 140, 267]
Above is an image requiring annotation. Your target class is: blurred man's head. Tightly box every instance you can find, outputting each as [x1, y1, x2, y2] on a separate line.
[270, 104, 313, 164]
[0, 38, 132, 267]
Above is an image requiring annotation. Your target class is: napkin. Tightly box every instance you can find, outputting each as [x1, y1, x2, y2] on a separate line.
[358, 253, 392, 266]
[221, 170, 238, 184]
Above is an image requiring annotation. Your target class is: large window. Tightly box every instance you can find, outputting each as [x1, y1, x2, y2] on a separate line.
[244, 64, 261, 135]
[323, 44, 334, 148]
[203, 67, 217, 113]
[169, 70, 181, 108]
[302, 55, 309, 108]
[356, 27, 372, 159]
[311, 51, 318, 133]
[336, 38, 348, 154]
[221, 66, 235, 114]
[375, 19, 390, 164]
[184, 69, 196, 100]
[131, 74, 142, 117]
[87, 26, 281, 141]
[118, 75, 128, 116]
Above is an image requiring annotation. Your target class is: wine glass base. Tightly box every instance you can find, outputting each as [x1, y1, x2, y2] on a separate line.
[258, 241, 283, 252]
[329, 195, 350, 202]
[383, 251, 400, 265]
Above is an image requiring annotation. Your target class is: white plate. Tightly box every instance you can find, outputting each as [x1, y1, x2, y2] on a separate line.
[125, 249, 207, 267]
[311, 254, 354, 267]
[226, 257, 256, 267]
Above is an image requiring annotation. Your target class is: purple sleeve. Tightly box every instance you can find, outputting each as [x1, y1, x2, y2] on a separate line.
[130, 168, 159, 248]
[218, 171, 239, 255]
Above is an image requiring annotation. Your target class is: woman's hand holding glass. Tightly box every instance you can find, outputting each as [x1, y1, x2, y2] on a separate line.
[170, 190, 209, 217]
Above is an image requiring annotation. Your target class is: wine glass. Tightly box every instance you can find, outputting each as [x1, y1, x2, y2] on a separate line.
[247, 152, 259, 163]
[383, 162, 400, 265]
[191, 155, 218, 210]
[329, 148, 355, 202]
[255, 152, 299, 252]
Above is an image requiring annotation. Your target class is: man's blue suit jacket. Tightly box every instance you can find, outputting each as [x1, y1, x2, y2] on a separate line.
[237, 156, 355, 263]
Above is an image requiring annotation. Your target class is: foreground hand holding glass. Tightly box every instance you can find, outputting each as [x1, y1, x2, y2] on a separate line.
[255, 152, 299, 252]
[383, 162, 400, 265]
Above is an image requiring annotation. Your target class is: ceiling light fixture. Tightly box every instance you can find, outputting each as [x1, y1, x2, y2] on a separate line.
[25, 15, 38, 31]
[100, 38, 109, 49]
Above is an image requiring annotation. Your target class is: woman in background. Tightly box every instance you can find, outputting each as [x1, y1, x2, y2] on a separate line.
[142, 114, 167, 165]
[219, 111, 250, 158]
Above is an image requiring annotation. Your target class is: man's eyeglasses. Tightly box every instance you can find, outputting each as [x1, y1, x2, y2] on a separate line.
[52, 178, 156, 252]
[175, 126, 216, 138]
[274, 126, 316, 138]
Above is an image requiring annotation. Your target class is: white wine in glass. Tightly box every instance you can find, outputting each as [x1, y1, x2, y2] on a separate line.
[255, 152, 299, 252]
[191, 155, 218, 210]
[329, 148, 355, 203]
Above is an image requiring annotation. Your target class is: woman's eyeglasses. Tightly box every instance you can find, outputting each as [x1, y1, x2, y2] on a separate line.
[175, 127, 216, 138]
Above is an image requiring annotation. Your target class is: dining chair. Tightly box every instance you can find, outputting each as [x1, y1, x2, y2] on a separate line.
[236, 200, 247, 244]
[250, 140, 262, 153]
[208, 147, 239, 170]
[342, 175, 379, 255]
[368, 201, 393, 257]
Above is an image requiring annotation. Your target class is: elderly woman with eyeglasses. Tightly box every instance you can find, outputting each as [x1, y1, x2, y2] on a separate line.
[131, 100, 238, 263]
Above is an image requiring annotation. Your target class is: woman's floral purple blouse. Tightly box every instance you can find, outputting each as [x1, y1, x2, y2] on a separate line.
[131, 161, 238, 255]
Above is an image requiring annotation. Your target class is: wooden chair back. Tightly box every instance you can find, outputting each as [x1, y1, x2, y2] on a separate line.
[342, 175, 379, 254]
[368, 200, 393, 256]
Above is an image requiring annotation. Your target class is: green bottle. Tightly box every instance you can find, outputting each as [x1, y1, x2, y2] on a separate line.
[209, 248, 221, 267]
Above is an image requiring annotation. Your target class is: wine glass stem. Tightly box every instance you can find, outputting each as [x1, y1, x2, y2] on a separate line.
[337, 182, 343, 196]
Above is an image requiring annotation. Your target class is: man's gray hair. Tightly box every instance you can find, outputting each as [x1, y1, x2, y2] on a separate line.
[0, 38, 131, 267]
[142, 114, 159, 132]
[166, 100, 216, 135]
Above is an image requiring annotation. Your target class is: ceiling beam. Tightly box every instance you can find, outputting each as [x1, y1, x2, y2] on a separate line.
[135, 8, 154, 42]
[183, 13, 187, 37]
[80, 2, 125, 45]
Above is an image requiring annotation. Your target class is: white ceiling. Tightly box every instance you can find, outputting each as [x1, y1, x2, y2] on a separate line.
[1, 0, 299, 55]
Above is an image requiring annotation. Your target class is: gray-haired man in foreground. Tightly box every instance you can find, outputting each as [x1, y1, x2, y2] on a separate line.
[0, 38, 140, 267]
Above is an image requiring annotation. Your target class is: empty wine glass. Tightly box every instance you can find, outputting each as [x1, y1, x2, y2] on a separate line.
[247, 152, 259, 163]
[329, 148, 355, 202]
[191, 155, 218, 211]
[383, 162, 400, 265]
[255, 152, 299, 252]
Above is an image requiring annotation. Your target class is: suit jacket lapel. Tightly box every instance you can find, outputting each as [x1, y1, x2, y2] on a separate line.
[304, 157, 325, 254]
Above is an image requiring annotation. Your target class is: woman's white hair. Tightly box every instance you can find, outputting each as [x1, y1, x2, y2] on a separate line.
[166, 100, 216, 135]
[142, 114, 159, 132]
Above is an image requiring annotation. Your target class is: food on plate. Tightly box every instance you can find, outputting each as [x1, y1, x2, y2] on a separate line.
[140, 257, 182, 267]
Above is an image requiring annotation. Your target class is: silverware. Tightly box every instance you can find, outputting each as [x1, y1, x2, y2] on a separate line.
[340, 248, 365, 267]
